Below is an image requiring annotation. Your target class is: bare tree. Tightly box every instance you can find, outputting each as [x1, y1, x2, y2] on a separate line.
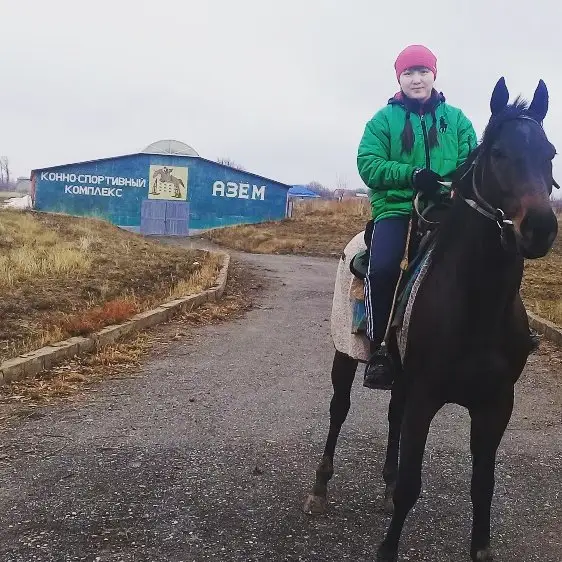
[307, 181, 333, 199]
[217, 157, 246, 171]
[335, 173, 348, 192]
[0, 156, 11, 187]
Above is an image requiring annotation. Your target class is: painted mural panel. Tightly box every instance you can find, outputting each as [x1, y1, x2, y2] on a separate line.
[187, 160, 289, 231]
[148, 165, 188, 201]
[33, 155, 151, 227]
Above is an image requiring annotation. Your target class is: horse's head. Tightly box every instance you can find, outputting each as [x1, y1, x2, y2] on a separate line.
[463, 77, 558, 259]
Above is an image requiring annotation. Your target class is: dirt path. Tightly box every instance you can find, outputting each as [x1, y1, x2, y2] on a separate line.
[0, 244, 561, 561]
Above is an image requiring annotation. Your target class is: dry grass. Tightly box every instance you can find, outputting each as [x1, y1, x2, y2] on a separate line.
[522, 211, 562, 326]
[170, 252, 223, 298]
[0, 334, 152, 406]
[59, 297, 139, 336]
[0, 259, 256, 411]
[203, 224, 307, 254]
[0, 213, 90, 287]
[0, 210, 222, 363]
[204, 198, 370, 257]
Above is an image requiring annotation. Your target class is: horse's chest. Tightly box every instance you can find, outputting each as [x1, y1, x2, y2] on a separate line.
[445, 350, 514, 403]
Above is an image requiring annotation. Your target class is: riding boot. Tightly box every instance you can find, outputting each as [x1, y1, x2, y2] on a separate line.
[363, 340, 395, 391]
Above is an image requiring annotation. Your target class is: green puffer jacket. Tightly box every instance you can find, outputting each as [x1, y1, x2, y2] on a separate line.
[357, 91, 477, 222]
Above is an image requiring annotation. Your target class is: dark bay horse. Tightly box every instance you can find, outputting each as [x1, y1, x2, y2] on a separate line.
[305, 78, 559, 561]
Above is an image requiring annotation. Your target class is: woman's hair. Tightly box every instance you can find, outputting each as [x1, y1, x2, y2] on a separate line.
[401, 105, 439, 154]
[401, 112, 415, 154]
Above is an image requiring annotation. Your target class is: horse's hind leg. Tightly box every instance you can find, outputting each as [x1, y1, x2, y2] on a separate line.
[382, 379, 406, 514]
[469, 387, 514, 561]
[377, 390, 440, 562]
[304, 350, 357, 515]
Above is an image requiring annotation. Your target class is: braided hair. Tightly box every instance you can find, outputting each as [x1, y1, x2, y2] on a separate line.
[400, 93, 440, 154]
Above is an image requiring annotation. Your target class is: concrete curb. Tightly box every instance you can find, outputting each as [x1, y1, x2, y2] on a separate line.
[0, 251, 230, 386]
[527, 310, 562, 347]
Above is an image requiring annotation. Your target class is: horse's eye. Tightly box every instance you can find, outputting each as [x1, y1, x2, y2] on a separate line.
[491, 147, 505, 159]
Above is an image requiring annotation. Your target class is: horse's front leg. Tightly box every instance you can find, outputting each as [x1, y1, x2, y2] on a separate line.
[382, 378, 407, 514]
[469, 387, 514, 561]
[377, 389, 441, 562]
[304, 350, 357, 515]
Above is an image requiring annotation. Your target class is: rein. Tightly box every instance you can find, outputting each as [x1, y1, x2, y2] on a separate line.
[455, 161, 514, 231]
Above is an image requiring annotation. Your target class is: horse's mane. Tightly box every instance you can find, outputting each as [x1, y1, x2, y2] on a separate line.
[449, 98, 531, 188]
[480, 97, 531, 148]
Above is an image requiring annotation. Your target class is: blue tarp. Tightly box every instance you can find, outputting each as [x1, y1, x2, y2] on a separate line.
[289, 185, 321, 198]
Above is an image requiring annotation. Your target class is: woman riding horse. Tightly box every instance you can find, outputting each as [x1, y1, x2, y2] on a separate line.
[305, 75, 558, 562]
[357, 44, 477, 390]
[357, 44, 538, 390]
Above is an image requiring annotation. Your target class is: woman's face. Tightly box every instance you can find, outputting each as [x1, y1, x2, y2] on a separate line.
[399, 66, 435, 102]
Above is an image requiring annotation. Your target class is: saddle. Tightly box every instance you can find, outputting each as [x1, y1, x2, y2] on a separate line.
[349, 194, 452, 335]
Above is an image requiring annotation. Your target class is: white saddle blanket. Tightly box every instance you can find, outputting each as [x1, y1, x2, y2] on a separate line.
[330, 230, 434, 364]
[330, 232, 371, 363]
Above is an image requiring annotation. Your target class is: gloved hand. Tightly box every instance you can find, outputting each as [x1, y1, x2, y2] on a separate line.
[412, 168, 442, 197]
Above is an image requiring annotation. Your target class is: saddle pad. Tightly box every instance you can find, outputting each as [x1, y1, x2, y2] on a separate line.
[351, 277, 366, 334]
[330, 231, 370, 362]
[348, 243, 435, 361]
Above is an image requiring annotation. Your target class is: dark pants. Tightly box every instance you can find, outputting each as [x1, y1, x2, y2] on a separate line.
[364, 217, 410, 344]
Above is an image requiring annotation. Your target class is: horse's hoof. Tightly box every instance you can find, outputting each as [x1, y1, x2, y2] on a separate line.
[303, 494, 327, 515]
[473, 547, 494, 561]
[376, 544, 398, 562]
[383, 485, 395, 515]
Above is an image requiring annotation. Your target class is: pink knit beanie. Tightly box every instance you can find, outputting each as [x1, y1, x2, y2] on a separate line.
[394, 45, 437, 81]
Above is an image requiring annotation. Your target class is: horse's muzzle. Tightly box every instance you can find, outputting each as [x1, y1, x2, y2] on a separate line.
[517, 206, 558, 258]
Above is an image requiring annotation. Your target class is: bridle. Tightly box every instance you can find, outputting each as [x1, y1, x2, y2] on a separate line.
[414, 114, 559, 248]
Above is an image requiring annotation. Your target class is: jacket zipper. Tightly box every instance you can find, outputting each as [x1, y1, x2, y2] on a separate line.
[420, 114, 431, 169]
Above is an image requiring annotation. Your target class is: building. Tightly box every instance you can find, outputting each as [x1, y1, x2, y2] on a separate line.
[333, 188, 369, 201]
[286, 185, 321, 217]
[31, 140, 291, 235]
[288, 185, 321, 200]
[15, 177, 31, 193]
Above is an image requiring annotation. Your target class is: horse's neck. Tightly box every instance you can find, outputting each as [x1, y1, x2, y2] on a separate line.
[433, 201, 523, 307]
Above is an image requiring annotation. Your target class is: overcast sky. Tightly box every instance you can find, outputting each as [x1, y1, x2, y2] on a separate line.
[2, 0, 561, 195]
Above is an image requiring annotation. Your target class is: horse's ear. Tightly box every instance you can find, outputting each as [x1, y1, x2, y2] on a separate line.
[529, 79, 549, 122]
[490, 77, 509, 115]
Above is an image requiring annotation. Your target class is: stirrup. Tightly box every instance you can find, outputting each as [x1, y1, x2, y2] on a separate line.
[363, 344, 394, 391]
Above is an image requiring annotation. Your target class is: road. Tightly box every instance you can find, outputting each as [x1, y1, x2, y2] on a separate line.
[0, 246, 561, 561]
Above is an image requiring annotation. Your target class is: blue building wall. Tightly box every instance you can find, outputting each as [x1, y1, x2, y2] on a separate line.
[32, 153, 290, 234]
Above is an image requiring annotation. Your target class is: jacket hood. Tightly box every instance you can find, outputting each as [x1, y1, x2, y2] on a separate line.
[388, 89, 446, 113]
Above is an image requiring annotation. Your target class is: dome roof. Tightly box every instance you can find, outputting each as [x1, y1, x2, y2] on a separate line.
[142, 139, 199, 157]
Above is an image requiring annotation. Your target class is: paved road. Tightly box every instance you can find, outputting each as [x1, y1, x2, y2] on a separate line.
[0, 246, 561, 561]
